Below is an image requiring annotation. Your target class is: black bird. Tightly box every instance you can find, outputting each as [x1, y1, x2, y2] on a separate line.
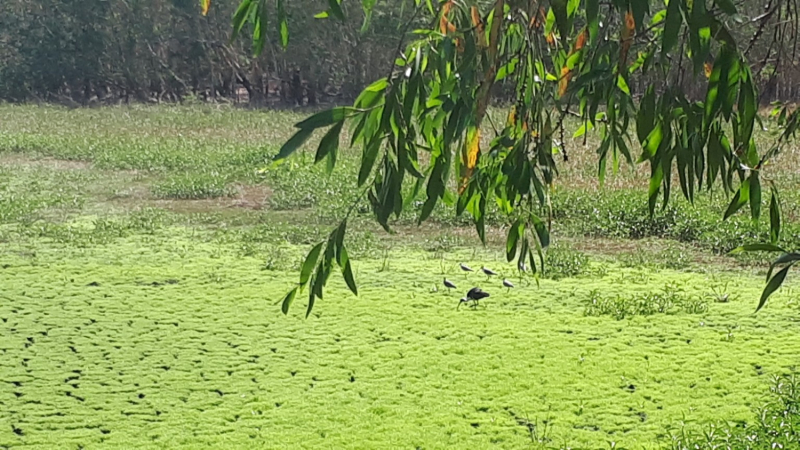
[457, 287, 491, 310]
[503, 278, 514, 292]
[481, 266, 498, 279]
[443, 278, 457, 292]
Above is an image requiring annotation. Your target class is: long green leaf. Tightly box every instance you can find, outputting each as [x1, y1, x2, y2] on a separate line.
[342, 257, 358, 296]
[641, 122, 663, 160]
[281, 287, 298, 315]
[358, 136, 382, 186]
[738, 69, 757, 151]
[587, 0, 599, 43]
[276, 128, 313, 160]
[231, 0, 254, 42]
[648, 162, 664, 217]
[296, 107, 352, 130]
[334, 220, 347, 265]
[749, 171, 761, 220]
[300, 242, 324, 286]
[756, 263, 794, 312]
[312, 260, 326, 300]
[767, 253, 800, 282]
[714, 0, 737, 15]
[306, 282, 317, 318]
[636, 86, 656, 145]
[661, 0, 681, 58]
[729, 243, 786, 255]
[531, 214, 550, 249]
[364, 78, 389, 92]
[506, 219, 521, 262]
[328, 0, 345, 21]
[252, 0, 269, 56]
[315, 121, 344, 164]
[704, 48, 731, 130]
[360, 0, 376, 33]
[769, 187, 782, 244]
[723, 178, 750, 220]
[277, 0, 289, 48]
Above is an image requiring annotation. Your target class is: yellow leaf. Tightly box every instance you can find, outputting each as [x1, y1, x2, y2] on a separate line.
[440, 1, 456, 34]
[471, 6, 486, 47]
[704, 62, 713, 78]
[507, 106, 517, 127]
[531, 6, 546, 29]
[200, 0, 210, 16]
[620, 10, 635, 69]
[459, 127, 480, 194]
[573, 27, 588, 53]
[558, 66, 571, 97]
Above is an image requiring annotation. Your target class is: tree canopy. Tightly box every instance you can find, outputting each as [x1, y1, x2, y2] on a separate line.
[220, 0, 800, 316]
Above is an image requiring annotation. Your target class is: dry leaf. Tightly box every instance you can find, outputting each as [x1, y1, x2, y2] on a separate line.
[558, 66, 571, 97]
[459, 127, 481, 194]
[620, 9, 635, 69]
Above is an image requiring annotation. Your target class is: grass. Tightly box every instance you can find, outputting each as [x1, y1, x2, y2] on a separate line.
[2, 229, 800, 449]
[1, 103, 800, 448]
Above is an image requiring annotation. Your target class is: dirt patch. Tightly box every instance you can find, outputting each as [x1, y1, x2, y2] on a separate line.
[105, 183, 273, 215]
[228, 184, 272, 210]
[0, 153, 93, 171]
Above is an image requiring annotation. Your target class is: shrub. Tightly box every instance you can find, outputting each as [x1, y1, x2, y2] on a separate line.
[668, 373, 800, 450]
[152, 173, 232, 199]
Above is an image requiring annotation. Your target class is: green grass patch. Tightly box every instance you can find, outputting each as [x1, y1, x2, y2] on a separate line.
[2, 104, 800, 448]
[152, 173, 233, 200]
[2, 225, 800, 448]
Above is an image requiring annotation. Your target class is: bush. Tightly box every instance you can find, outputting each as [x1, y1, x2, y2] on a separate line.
[584, 283, 708, 319]
[552, 189, 800, 255]
[543, 245, 588, 279]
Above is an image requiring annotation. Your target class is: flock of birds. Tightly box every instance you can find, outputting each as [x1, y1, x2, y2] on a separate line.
[443, 263, 515, 310]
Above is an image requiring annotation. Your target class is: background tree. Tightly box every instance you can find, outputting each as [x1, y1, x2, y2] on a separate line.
[2, 0, 800, 105]
[224, 0, 800, 316]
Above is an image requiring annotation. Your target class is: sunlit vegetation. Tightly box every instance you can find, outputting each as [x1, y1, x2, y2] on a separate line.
[1, 105, 799, 448]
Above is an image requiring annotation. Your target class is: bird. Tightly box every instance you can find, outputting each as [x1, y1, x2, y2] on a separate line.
[443, 278, 457, 292]
[503, 278, 514, 292]
[459, 263, 474, 277]
[457, 287, 490, 310]
[481, 266, 498, 279]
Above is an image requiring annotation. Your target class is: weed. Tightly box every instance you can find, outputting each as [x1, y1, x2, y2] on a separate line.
[152, 172, 232, 199]
[669, 373, 800, 449]
[706, 278, 739, 304]
[584, 283, 708, 319]
[553, 189, 800, 256]
[543, 245, 589, 279]
[423, 233, 465, 254]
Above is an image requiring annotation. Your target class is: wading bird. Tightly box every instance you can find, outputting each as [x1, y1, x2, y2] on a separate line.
[457, 287, 490, 310]
[459, 263, 474, 277]
[481, 266, 498, 279]
[503, 278, 514, 292]
[443, 278, 457, 292]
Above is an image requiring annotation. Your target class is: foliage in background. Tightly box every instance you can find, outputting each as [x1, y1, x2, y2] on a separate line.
[227, 0, 800, 315]
[0, 0, 407, 104]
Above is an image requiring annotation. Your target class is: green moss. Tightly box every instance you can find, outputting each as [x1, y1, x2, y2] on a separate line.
[1, 225, 799, 449]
